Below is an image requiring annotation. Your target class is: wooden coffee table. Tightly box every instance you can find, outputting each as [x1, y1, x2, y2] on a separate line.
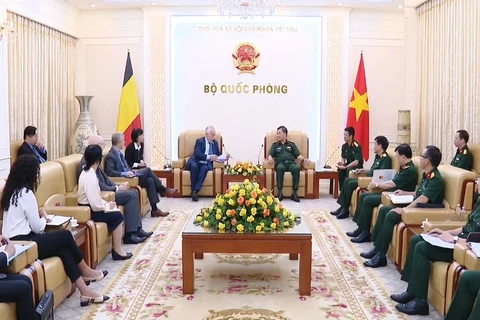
[222, 174, 266, 193]
[182, 214, 312, 295]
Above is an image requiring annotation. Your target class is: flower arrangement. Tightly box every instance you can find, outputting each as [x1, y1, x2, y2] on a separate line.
[225, 161, 263, 176]
[194, 179, 300, 233]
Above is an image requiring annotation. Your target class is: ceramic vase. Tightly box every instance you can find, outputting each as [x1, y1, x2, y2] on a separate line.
[70, 96, 98, 154]
[397, 110, 411, 145]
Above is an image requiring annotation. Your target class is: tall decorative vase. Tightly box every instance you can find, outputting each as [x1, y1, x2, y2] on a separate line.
[397, 110, 411, 145]
[70, 96, 98, 154]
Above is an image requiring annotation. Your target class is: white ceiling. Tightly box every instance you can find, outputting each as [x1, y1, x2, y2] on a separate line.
[66, 0, 406, 10]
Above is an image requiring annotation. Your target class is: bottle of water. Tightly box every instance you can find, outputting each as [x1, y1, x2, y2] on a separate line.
[452, 204, 461, 221]
[461, 206, 466, 222]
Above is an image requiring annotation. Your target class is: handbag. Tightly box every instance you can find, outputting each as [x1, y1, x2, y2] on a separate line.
[36, 290, 54, 320]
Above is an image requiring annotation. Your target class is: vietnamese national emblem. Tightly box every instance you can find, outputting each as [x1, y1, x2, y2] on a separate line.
[232, 42, 260, 74]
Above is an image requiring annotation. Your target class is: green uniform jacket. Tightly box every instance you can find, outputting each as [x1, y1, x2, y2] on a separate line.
[450, 145, 473, 171]
[269, 140, 301, 164]
[367, 152, 392, 177]
[341, 140, 363, 168]
[388, 160, 418, 192]
[459, 192, 480, 238]
[415, 168, 445, 204]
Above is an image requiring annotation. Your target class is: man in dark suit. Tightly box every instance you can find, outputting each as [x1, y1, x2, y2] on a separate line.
[105, 133, 177, 217]
[78, 135, 153, 243]
[17, 126, 48, 163]
[0, 236, 39, 320]
[187, 126, 230, 201]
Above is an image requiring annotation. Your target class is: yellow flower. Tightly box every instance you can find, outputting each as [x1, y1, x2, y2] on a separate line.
[248, 168, 253, 173]
[237, 224, 245, 232]
[247, 215, 254, 222]
[217, 198, 225, 206]
[244, 179, 250, 184]
[274, 198, 280, 203]
[216, 208, 222, 215]
[266, 196, 273, 205]
[246, 184, 252, 191]
[274, 205, 280, 213]
[209, 206, 214, 211]
[196, 216, 203, 222]
[251, 207, 257, 215]
[283, 221, 290, 227]
[253, 183, 259, 188]
[201, 208, 206, 214]
[283, 211, 288, 218]
[203, 220, 209, 227]
[271, 223, 277, 229]
[228, 199, 235, 206]
[261, 203, 267, 209]
[218, 222, 225, 230]
[255, 225, 262, 231]
[203, 211, 210, 218]
[243, 172, 247, 176]
[260, 222, 265, 227]
[215, 213, 222, 220]
[232, 184, 240, 191]
[239, 189, 246, 196]
[240, 208, 247, 216]
[290, 213, 296, 221]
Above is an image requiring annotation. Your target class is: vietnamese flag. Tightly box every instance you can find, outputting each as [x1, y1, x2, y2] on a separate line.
[347, 53, 369, 161]
[117, 51, 142, 145]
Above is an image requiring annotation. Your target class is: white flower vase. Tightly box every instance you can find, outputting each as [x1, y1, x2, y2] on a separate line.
[70, 96, 98, 154]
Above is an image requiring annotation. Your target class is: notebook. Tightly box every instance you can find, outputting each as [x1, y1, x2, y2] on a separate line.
[0, 243, 34, 262]
[46, 215, 71, 226]
[387, 194, 414, 205]
[420, 234, 455, 249]
[469, 242, 480, 257]
[372, 169, 396, 183]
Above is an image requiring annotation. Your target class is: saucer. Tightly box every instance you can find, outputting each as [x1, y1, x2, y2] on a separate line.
[71, 223, 79, 228]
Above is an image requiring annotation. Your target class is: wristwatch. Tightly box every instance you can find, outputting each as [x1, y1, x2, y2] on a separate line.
[453, 236, 459, 244]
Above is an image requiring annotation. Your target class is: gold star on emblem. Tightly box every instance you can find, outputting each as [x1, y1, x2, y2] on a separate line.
[349, 88, 369, 121]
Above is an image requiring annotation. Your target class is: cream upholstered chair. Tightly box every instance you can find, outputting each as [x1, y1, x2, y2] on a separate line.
[262, 131, 316, 198]
[9, 139, 24, 166]
[172, 130, 223, 196]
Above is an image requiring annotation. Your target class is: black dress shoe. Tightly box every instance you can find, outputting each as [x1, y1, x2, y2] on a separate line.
[364, 253, 387, 268]
[346, 227, 362, 237]
[191, 191, 198, 202]
[360, 247, 379, 259]
[112, 250, 133, 261]
[278, 192, 284, 201]
[351, 231, 371, 243]
[137, 229, 153, 238]
[395, 300, 429, 316]
[390, 291, 415, 304]
[291, 193, 300, 202]
[336, 208, 350, 219]
[330, 207, 342, 216]
[123, 234, 146, 244]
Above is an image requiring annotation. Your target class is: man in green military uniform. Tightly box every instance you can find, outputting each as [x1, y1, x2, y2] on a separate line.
[444, 270, 480, 319]
[331, 136, 392, 220]
[267, 126, 311, 202]
[360, 145, 445, 269]
[337, 127, 363, 191]
[392, 179, 480, 316]
[450, 129, 473, 171]
[347, 144, 418, 243]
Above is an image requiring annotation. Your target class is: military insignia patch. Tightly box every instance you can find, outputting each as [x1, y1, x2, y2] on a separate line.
[354, 142, 359, 147]
[463, 149, 467, 155]
[232, 42, 260, 74]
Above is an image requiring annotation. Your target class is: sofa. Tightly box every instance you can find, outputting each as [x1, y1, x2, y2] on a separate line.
[172, 130, 224, 196]
[262, 131, 316, 198]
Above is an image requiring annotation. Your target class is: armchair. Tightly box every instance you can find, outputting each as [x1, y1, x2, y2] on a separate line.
[172, 130, 224, 196]
[9, 139, 23, 166]
[348, 148, 400, 215]
[263, 131, 316, 198]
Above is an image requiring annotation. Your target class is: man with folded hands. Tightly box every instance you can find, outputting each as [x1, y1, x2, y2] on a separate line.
[391, 179, 480, 316]
[346, 144, 417, 243]
[360, 145, 445, 269]
[331, 135, 392, 220]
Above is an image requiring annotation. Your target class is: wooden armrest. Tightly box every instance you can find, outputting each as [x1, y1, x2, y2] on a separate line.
[100, 191, 115, 202]
[401, 208, 454, 224]
[213, 161, 225, 169]
[349, 171, 367, 178]
[110, 176, 139, 187]
[358, 177, 373, 188]
[6, 241, 38, 273]
[43, 206, 91, 223]
[172, 159, 185, 169]
[381, 192, 394, 206]
[263, 159, 274, 169]
[423, 221, 465, 232]
[302, 161, 315, 170]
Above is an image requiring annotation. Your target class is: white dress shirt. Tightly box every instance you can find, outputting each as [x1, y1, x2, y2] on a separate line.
[78, 168, 110, 212]
[2, 188, 47, 238]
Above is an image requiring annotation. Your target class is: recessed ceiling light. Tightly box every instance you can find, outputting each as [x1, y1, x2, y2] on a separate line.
[398, 5, 404, 8]
[152, 1, 158, 4]
[337, 2, 343, 5]
[90, 4, 96, 8]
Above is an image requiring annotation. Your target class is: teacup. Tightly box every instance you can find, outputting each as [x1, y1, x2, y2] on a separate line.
[71, 218, 78, 227]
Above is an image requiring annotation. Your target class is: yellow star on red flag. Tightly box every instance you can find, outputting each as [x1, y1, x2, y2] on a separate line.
[349, 88, 369, 121]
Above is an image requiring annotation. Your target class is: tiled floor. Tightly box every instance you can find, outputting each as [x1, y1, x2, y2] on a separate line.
[54, 190, 442, 320]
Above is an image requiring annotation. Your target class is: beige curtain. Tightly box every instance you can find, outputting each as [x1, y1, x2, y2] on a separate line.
[417, 0, 480, 162]
[7, 12, 77, 159]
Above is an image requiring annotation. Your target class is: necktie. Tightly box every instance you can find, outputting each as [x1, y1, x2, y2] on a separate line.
[118, 152, 129, 171]
[208, 142, 214, 169]
[30, 145, 45, 163]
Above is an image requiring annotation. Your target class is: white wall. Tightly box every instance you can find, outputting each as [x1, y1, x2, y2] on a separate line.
[0, 37, 10, 178]
[76, 9, 144, 144]
[348, 10, 407, 167]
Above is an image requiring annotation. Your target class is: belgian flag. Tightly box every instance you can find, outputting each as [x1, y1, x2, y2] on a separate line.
[347, 53, 370, 161]
[117, 51, 142, 145]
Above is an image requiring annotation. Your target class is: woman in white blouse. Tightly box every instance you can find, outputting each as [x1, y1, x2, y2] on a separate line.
[78, 145, 132, 260]
[1, 154, 109, 307]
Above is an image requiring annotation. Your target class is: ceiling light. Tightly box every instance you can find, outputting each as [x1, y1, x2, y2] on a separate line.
[398, 5, 404, 8]
[152, 1, 158, 4]
[90, 4, 96, 8]
[337, 2, 344, 5]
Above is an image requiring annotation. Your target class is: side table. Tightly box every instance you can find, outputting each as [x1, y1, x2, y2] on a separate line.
[153, 169, 179, 198]
[314, 171, 339, 199]
[71, 224, 91, 268]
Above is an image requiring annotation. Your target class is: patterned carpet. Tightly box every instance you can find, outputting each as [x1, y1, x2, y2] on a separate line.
[80, 207, 410, 320]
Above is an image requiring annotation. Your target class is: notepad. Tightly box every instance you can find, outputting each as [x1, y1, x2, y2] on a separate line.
[469, 242, 480, 257]
[388, 194, 414, 205]
[0, 244, 34, 262]
[104, 207, 120, 213]
[46, 215, 71, 226]
[372, 169, 396, 183]
[420, 234, 455, 249]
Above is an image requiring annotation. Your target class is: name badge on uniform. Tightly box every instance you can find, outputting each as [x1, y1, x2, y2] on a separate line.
[277, 147, 282, 151]
[456, 158, 459, 161]
[287, 146, 292, 150]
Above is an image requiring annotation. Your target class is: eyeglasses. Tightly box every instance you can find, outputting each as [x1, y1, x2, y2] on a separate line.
[420, 154, 429, 161]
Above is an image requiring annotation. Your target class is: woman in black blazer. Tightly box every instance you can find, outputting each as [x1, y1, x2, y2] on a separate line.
[125, 128, 145, 168]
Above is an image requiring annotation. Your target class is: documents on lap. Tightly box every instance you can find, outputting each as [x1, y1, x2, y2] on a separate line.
[420, 234, 454, 249]
[0, 243, 35, 262]
[372, 169, 396, 183]
[46, 215, 71, 226]
[385, 192, 414, 205]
